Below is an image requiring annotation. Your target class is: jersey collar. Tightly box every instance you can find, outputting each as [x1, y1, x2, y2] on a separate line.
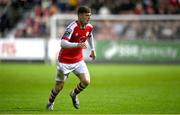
[76, 20, 87, 29]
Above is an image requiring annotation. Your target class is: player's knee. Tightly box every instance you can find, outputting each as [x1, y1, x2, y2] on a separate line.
[78, 73, 90, 86]
[82, 78, 90, 86]
[55, 81, 64, 92]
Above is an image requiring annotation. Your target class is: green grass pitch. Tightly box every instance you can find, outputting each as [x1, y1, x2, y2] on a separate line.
[0, 63, 180, 114]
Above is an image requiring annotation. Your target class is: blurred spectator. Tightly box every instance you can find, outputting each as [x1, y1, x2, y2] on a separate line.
[0, 0, 42, 38]
[134, 2, 144, 14]
[48, 0, 60, 15]
[0, 13, 10, 37]
[56, 0, 68, 12]
[68, 0, 78, 11]
[1, 0, 180, 40]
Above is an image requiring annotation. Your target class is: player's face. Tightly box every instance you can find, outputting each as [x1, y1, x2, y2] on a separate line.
[79, 13, 91, 25]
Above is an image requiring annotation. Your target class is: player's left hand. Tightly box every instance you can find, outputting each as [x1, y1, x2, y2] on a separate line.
[89, 50, 96, 60]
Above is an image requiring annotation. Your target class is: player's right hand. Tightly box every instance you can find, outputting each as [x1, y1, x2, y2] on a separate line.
[77, 42, 87, 49]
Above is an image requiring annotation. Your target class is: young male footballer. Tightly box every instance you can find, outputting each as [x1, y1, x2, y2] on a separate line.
[46, 6, 96, 110]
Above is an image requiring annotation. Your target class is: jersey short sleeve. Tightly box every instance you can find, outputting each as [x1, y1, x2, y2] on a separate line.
[62, 21, 77, 40]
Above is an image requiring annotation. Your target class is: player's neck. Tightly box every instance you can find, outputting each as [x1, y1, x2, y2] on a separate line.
[78, 21, 86, 29]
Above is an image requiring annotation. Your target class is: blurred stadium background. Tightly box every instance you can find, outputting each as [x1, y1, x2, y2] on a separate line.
[0, 0, 180, 63]
[0, 0, 180, 114]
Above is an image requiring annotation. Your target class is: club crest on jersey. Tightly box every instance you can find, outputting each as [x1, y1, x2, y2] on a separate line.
[63, 28, 72, 37]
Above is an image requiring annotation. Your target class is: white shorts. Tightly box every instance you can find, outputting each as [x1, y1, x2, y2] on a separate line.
[56, 60, 89, 81]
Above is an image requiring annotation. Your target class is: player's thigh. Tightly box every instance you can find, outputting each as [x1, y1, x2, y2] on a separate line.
[56, 62, 71, 81]
[73, 61, 90, 85]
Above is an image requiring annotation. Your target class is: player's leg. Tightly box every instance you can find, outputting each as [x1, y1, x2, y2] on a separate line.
[73, 60, 90, 94]
[49, 81, 64, 103]
[46, 62, 70, 110]
[70, 61, 90, 109]
[46, 80, 64, 110]
[72, 72, 90, 95]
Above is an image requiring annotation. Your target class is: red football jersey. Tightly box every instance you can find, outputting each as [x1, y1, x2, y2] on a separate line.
[58, 21, 93, 64]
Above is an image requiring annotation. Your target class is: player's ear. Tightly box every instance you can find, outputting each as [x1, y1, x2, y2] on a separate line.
[78, 13, 82, 18]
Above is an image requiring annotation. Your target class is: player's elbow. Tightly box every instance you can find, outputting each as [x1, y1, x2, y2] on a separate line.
[61, 40, 67, 48]
[60, 42, 65, 48]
